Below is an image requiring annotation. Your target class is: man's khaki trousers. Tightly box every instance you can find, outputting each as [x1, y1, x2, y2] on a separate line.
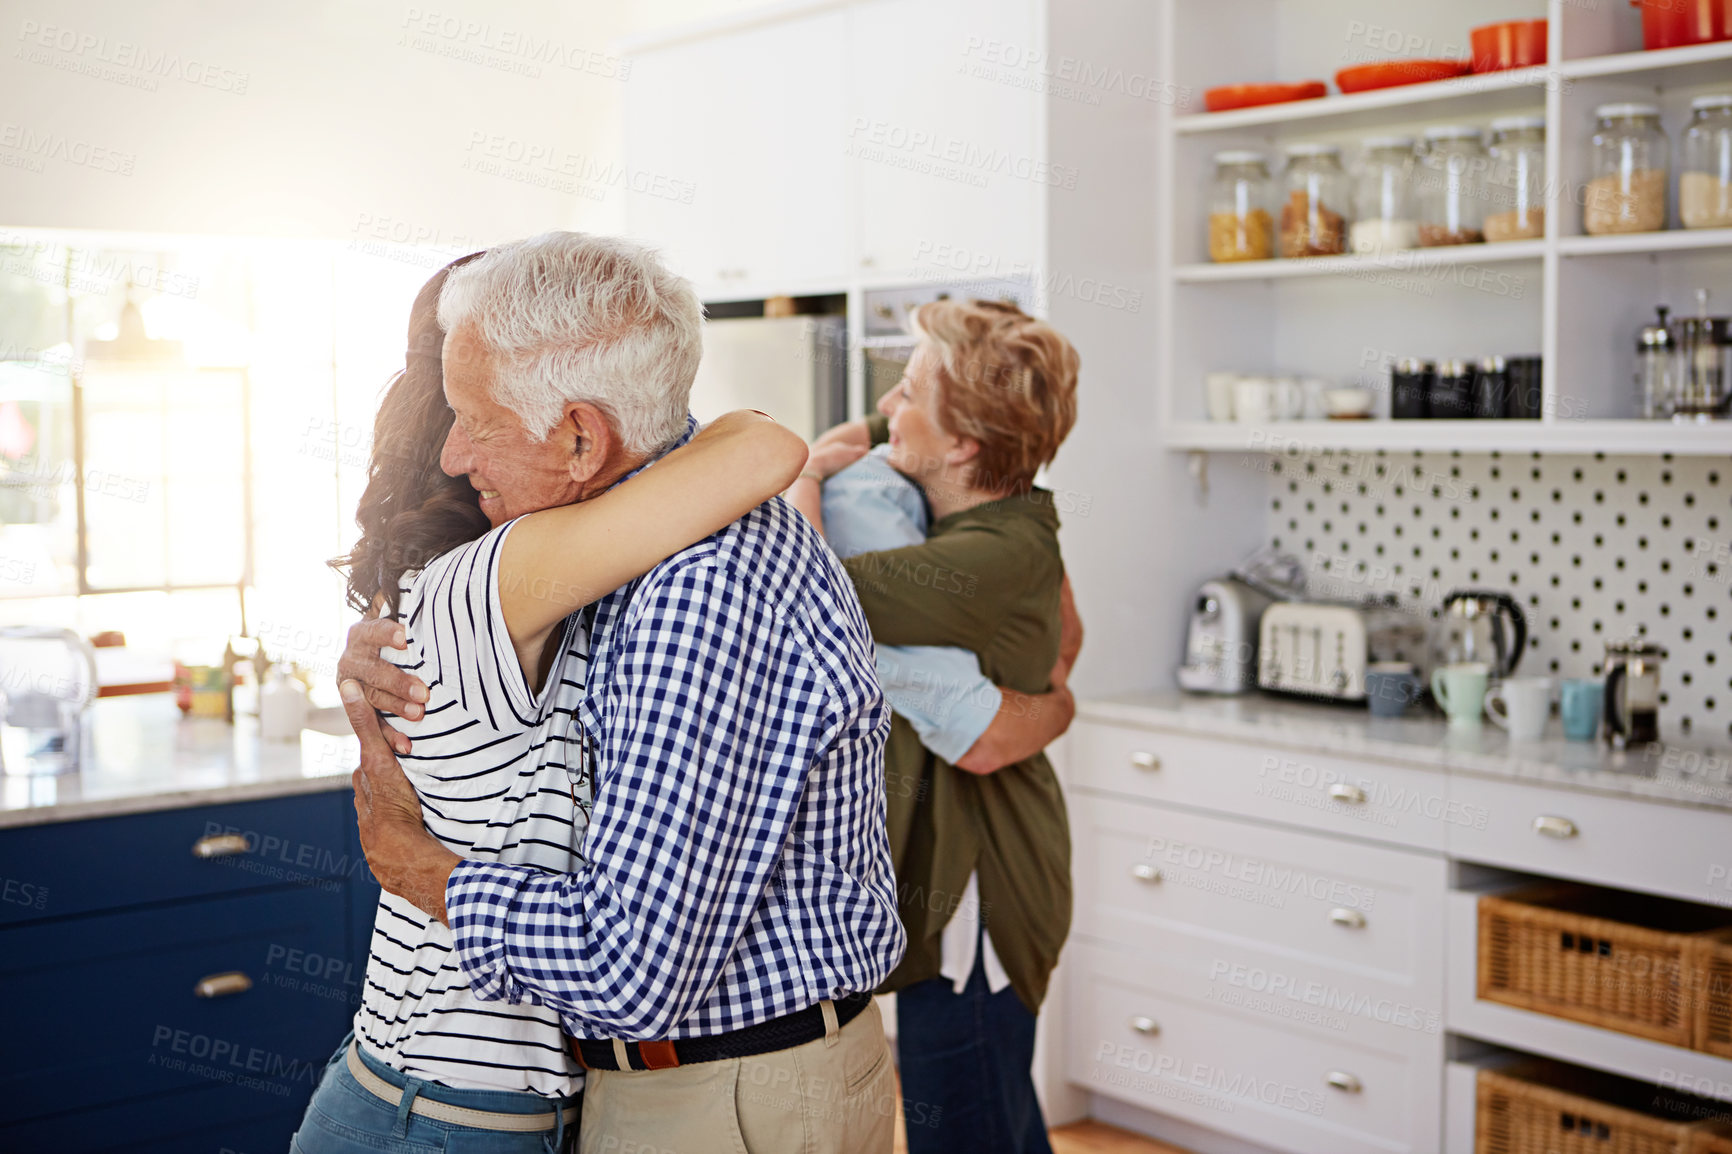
[579, 1000, 896, 1154]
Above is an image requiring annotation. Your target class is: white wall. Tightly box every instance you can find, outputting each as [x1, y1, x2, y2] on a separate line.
[0, 0, 761, 244]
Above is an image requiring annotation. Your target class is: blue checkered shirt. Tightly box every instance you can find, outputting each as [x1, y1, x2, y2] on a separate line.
[446, 420, 905, 1040]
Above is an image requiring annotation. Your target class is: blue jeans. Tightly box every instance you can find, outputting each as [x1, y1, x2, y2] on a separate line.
[894, 941, 1054, 1154]
[288, 1032, 580, 1154]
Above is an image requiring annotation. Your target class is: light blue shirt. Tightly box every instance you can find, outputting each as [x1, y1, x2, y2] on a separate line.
[823, 445, 998, 763]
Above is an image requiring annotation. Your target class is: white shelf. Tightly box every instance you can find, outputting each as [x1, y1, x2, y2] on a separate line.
[1558, 228, 1732, 258]
[1175, 68, 1552, 136]
[1166, 419, 1732, 455]
[1176, 241, 1544, 283]
[1558, 39, 1732, 85]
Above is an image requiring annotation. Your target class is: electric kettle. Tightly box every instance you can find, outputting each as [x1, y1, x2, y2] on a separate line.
[1430, 590, 1527, 680]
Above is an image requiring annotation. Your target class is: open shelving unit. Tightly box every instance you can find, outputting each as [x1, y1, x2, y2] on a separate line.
[1156, 0, 1732, 456]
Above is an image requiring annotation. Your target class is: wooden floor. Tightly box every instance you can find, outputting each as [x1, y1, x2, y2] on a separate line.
[893, 1115, 1189, 1154]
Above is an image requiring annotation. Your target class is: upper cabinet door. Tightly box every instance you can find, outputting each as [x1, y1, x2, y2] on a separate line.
[624, 11, 851, 294]
[847, 0, 1040, 279]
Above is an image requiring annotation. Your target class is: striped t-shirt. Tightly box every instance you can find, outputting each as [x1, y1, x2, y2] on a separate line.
[353, 519, 592, 1096]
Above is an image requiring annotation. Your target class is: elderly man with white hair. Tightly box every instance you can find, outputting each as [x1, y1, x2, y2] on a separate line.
[335, 231, 905, 1154]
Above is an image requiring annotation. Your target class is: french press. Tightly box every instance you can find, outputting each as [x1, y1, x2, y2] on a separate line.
[1602, 640, 1664, 748]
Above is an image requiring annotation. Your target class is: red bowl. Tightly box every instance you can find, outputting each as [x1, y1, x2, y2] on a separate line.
[1630, 0, 1732, 50]
[1204, 81, 1328, 113]
[1471, 20, 1549, 71]
[1335, 59, 1472, 93]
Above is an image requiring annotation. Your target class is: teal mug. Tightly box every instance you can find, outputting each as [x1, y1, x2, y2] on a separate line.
[1431, 662, 1490, 727]
[1560, 678, 1603, 742]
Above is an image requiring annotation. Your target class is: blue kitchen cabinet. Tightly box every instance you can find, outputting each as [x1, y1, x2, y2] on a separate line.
[0, 790, 380, 1154]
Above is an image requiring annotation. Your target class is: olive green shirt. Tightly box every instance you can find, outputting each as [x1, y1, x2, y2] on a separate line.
[838, 415, 1071, 1012]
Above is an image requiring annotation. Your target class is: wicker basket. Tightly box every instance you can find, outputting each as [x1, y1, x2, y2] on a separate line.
[1478, 883, 1732, 1047]
[1478, 1059, 1724, 1154]
[1694, 1123, 1732, 1154]
[1697, 928, 1732, 1059]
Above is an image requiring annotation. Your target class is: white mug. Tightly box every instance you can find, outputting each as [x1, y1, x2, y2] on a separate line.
[1234, 378, 1276, 423]
[1273, 376, 1305, 420]
[1485, 676, 1553, 743]
[1205, 372, 1239, 421]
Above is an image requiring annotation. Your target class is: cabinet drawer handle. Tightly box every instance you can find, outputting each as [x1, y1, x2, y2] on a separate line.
[1129, 751, 1161, 771]
[1326, 1070, 1363, 1094]
[1129, 1016, 1160, 1036]
[194, 971, 254, 999]
[1131, 864, 1163, 884]
[1327, 783, 1367, 805]
[192, 834, 251, 858]
[1329, 907, 1367, 929]
[1533, 815, 1578, 839]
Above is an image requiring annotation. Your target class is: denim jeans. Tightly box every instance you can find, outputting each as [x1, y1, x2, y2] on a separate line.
[894, 943, 1054, 1154]
[288, 1032, 580, 1154]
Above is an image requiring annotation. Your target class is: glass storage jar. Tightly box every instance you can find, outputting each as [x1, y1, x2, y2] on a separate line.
[1585, 102, 1670, 234]
[1279, 143, 1350, 258]
[1485, 115, 1547, 242]
[1208, 150, 1274, 262]
[1349, 135, 1419, 254]
[1417, 125, 1488, 245]
[1681, 94, 1732, 229]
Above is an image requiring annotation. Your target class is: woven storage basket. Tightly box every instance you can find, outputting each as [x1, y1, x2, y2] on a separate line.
[1478, 883, 1732, 1046]
[1697, 928, 1732, 1058]
[1478, 1059, 1723, 1154]
[1694, 1122, 1732, 1154]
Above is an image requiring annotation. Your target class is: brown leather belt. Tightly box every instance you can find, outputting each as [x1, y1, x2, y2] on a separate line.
[568, 992, 871, 1072]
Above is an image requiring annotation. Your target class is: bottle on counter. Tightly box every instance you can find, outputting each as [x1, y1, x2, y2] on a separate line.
[1349, 135, 1419, 255]
[1417, 125, 1488, 246]
[1585, 103, 1670, 235]
[1279, 143, 1350, 258]
[1485, 116, 1547, 242]
[1208, 150, 1275, 262]
[1681, 94, 1732, 230]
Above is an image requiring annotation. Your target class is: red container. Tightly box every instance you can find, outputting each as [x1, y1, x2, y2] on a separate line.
[1631, 0, 1732, 50]
[1203, 81, 1327, 113]
[1470, 20, 1549, 71]
[1334, 60, 1472, 94]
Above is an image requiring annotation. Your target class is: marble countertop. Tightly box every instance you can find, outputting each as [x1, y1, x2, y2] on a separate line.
[0, 696, 360, 829]
[1080, 690, 1732, 811]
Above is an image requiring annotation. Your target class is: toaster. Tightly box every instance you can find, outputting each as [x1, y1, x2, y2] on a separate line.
[1177, 577, 1273, 694]
[1258, 601, 1372, 701]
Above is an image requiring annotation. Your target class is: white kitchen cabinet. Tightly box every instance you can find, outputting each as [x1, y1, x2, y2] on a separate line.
[845, 0, 1041, 278]
[623, 10, 852, 293]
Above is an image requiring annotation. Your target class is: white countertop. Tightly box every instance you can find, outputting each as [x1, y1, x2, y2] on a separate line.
[1080, 690, 1732, 812]
[0, 696, 360, 829]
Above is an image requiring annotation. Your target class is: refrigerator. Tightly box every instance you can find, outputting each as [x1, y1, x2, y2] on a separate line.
[687, 315, 847, 440]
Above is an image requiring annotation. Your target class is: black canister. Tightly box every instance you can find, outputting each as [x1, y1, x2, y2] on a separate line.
[1506, 355, 1542, 419]
[1430, 359, 1475, 418]
[1392, 358, 1432, 419]
[1474, 356, 1509, 419]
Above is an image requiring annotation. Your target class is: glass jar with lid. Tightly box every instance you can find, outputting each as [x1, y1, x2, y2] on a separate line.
[1585, 103, 1669, 234]
[1208, 150, 1274, 262]
[1279, 143, 1350, 258]
[1681, 93, 1732, 229]
[1349, 136, 1418, 255]
[1416, 125, 1488, 245]
[1485, 115, 1547, 242]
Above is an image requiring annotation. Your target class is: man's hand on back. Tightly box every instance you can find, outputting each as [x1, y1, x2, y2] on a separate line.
[337, 618, 430, 756]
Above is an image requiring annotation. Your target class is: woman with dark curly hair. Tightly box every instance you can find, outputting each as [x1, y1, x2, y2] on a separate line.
[298, 252, 805, 1154]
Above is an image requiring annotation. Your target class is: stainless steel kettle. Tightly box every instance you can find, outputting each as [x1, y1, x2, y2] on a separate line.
[1431, 590, 1527, 679]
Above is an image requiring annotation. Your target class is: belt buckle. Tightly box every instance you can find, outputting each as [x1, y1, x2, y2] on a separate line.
[636, 1040, 680, 1070]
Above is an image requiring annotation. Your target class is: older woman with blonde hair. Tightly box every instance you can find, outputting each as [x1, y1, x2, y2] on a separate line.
[789, 298, 1082, 1154]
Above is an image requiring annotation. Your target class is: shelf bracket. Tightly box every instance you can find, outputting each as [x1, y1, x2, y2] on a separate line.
[1187, 450, 1209, 504]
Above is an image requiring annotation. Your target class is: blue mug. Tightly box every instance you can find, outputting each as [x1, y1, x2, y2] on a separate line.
[1560, 678, 1603, 742]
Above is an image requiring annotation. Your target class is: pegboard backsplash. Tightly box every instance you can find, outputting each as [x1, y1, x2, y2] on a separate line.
[1262, 451, 1731, 742]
